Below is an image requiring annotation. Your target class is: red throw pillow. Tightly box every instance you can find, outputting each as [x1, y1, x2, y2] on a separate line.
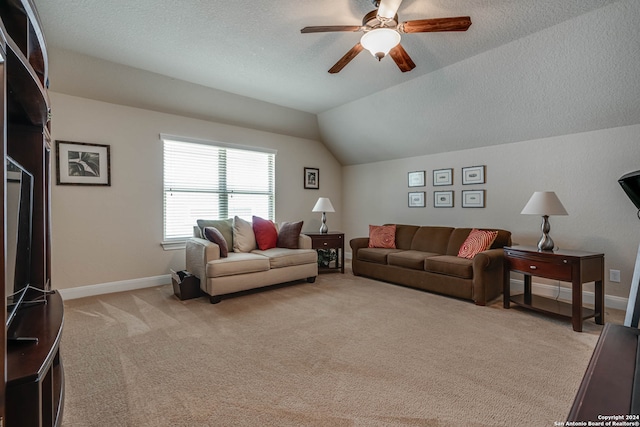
[368, 225, 396, 248]
[252, 216, 278, 250]
[458, 229, 499, 259]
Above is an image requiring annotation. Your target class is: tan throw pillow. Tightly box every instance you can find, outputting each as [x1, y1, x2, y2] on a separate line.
[368, 225, 396, 248]
[457, 229, 499, 259]
[233, 216, 257, 252]
[277, 221, 303, 249]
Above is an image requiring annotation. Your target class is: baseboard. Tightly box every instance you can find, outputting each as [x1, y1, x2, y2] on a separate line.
[57, 275, 171, 300]
[55, 272, 629, 311]
[510, 278, 628, 311]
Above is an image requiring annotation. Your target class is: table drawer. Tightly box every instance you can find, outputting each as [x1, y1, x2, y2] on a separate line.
[311, 236, 342, 249]
[507, 256, 572, 281]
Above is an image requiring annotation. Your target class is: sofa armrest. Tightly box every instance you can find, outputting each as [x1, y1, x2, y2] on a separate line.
[298, 233, 312, 249]
[185, 237, 221, 282]
[472, 248, 505, 306]
[349, 237, 370, 276]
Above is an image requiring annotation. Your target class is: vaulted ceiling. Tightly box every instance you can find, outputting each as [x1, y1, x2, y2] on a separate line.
[34, 0, 640, 165]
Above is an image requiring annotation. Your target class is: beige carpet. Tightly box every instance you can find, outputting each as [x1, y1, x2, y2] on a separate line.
[60, 268, 620, 427]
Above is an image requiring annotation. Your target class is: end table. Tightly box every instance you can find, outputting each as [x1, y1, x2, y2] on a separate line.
[503, 246, 604, 332]
[306, 232, 345, 274]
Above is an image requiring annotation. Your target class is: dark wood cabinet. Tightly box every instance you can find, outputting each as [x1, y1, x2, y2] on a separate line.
[568, 323, 639, 420]
[0, 1, 60, 425]
[307, 232, 345, 274]
[503, 246, 604, 332]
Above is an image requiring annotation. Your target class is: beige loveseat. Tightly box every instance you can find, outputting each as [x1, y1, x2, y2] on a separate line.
[186, 218, 318, 304]
[350, 225, 512, 306]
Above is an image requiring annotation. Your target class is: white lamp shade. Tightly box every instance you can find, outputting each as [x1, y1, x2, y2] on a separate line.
[360, 28, 401, 58]
[521, 191, 568, 216]
[312, 197, 335, 213]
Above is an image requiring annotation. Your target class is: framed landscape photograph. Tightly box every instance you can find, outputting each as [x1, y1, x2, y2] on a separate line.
[462, 165, 486, 185]
[408, 191, 426, 208]
[408, 170, 425, 187]
[434, 191, 454, 208]
[433, 168, 453, 186]
[56, 140, 111, 186]
[462, 190, 486, 208]
[304, 167, 319, 189]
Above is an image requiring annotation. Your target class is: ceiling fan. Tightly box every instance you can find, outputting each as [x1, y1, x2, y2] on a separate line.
[301, 0, 471, 73]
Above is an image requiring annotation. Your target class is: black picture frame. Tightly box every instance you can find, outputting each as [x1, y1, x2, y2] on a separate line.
[304, 167, 319, 189]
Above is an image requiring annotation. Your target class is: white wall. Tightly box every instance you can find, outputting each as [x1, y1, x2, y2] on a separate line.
[49, 92, 341, 290]
[343, 124, 640, 299]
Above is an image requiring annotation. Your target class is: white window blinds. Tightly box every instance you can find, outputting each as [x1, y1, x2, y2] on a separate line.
[162, 135, 275, 241]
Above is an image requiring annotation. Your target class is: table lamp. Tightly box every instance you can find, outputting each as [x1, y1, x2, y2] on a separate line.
[312, 197, 335, 233]
[521, 191, 568, 251]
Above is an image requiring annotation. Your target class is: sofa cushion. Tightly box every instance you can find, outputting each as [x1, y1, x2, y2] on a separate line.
[457, 229, 498, 259]
[357, 248, 403, 264]
[252, 248, 317, 268]
[388, 224, 421, 250]
[410, 227, 454, 254]
[197, 218, 233, 249]
[206, 252, 270, 278]
[368, 224, 396, 248]
[388, 250, 440, 270]
[233, 216, 257, 252]
[424, 255, 473, 279]
[252, 216, 278, 250]
[277, 221, 303, 249]
[203, 227, 229, 257]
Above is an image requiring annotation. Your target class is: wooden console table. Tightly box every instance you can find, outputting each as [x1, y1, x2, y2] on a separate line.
[307, 232, 345, 274]
[503, 246, 604, 332]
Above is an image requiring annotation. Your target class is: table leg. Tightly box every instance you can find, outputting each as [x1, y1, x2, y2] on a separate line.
[524, 275, 532, 305]
[595, 280, 604, 325]
[503, 266, 511, 309]
[572, 279, 583, 332]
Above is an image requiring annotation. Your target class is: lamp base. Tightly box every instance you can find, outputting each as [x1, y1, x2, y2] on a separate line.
[319, 212, 328, 234]
[537, 215, 555, 251]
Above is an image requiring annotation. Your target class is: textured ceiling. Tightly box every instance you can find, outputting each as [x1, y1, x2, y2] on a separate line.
[33, 0, 640, 165]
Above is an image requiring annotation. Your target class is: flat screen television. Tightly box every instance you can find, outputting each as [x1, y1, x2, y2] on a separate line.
[619, 170, 640, 211]
[5, 156, 33, 329]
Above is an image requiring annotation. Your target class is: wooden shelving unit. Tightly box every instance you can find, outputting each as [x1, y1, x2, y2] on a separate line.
[0, 0, 60, 425]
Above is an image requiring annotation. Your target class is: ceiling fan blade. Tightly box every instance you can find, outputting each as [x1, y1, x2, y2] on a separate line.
[389, 44, 416, 72]
[328, 43, 364, 74]
[301, 25, 362, 33]
[400, 16, 472, 33]
[377, 0, 404, 20]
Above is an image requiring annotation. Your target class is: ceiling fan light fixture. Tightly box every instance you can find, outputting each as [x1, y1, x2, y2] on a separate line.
[360, 28, 401, 61]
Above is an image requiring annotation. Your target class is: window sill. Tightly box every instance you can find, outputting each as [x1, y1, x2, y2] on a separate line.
[161, 240, 186, 251]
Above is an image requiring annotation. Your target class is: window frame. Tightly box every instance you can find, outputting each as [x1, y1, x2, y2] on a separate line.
[160, 134, 276, 249]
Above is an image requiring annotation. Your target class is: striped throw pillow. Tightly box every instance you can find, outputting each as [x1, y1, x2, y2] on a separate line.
[457, 229, 499, 259]
[368, 225, 397, 249]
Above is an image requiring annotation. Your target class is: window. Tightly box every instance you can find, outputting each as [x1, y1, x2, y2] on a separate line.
[162, 134, 276, 243]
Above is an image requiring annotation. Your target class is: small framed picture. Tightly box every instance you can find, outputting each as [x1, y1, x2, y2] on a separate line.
[408, 191, 426, 208]
[408, 170, 425, 187]
[462, 165, 486, 185]
[304, 167, 319, 189]
[433, 168, 453, 186]
[56, 140, 111, 186]
[434, 191, 454, 208]
[462, 190, 485, 208]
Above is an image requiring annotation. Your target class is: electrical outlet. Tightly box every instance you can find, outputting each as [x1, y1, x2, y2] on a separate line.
[610, 269, 621, 283]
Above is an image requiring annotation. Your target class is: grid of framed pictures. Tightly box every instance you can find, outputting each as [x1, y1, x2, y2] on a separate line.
[405, 165, 487, 208]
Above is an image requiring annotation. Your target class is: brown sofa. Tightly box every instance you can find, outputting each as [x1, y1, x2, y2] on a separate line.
[350, 225, 512, 306]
